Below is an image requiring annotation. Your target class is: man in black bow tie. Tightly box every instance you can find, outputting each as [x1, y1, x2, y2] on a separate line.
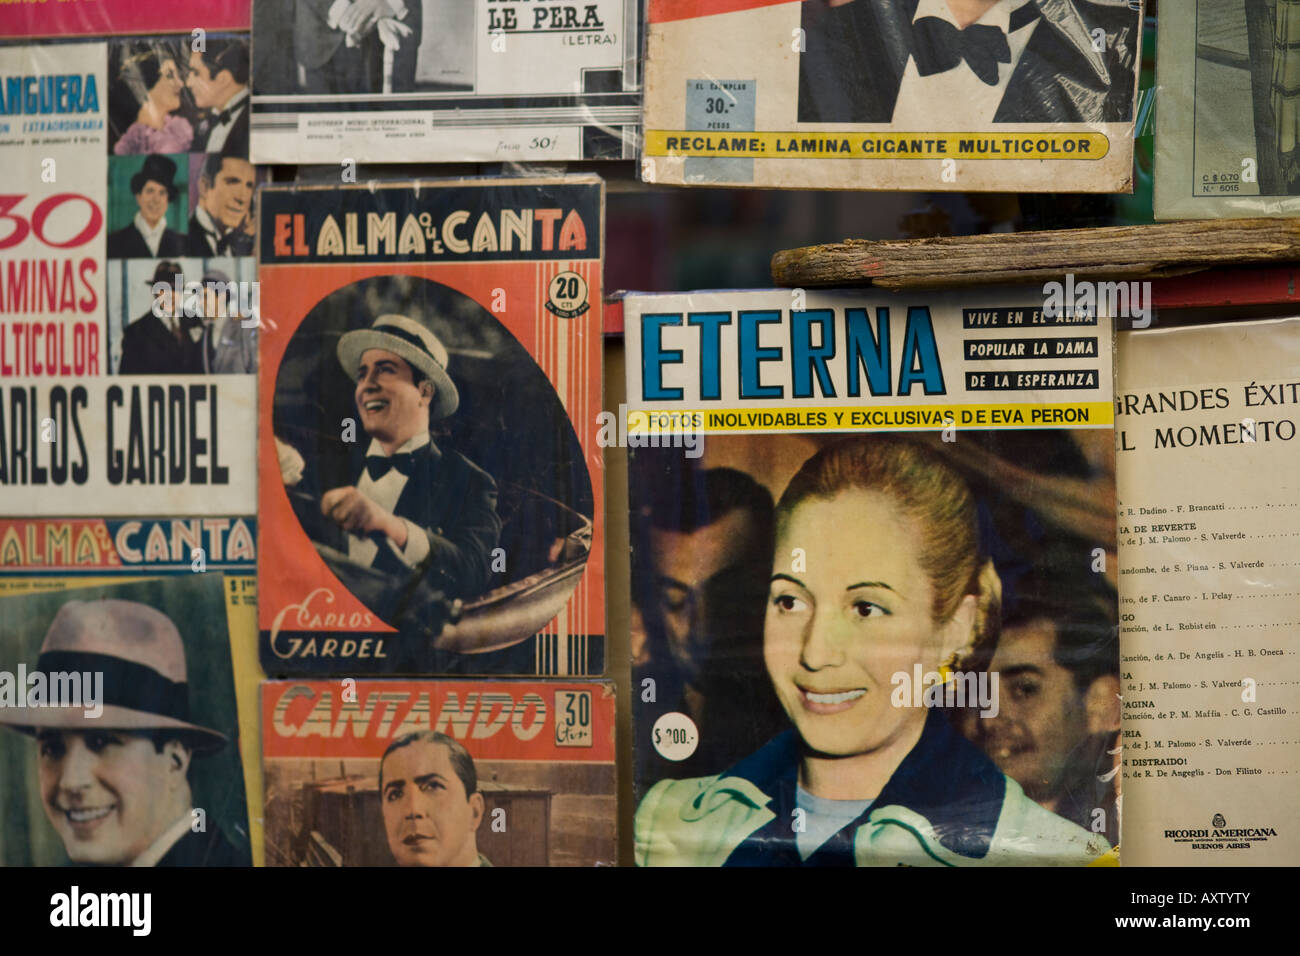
[186, 39, 251, 156]
[798, 0, 1141, 125]
[187, 152, 255, 258]
[318, 314, 501, 602]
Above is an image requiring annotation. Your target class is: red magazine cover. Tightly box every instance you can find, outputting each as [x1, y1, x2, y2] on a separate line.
[256, 177, 605, 677]
[262, 679, 616, 866]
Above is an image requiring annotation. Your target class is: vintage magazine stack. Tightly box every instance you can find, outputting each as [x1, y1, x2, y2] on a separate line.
[0, 0, 1296, 882]
[0, 0, 616, 870]
[0, 3, 262, 868]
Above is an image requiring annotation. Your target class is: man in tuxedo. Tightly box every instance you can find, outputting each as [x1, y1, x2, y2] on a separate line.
[119, 260, 202, 375]
[318, 313, 501, 604]
[187, 152, 255, 257]
[106, 155, 187, 259]
[797, 0, 1141, 125]
[187, 39, 251, 155]
[0, 599, 250, 866]
[291, 0, 422, 94]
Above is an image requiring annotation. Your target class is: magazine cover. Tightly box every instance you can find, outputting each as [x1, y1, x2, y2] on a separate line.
[1155, 0, 1300, 218]
[1116, 318, 1300, 864]
[623, 287, 1120, 865]
[640, 0, 1143, 191]
[0, 29, 259, 516]
[250, 0, 641, 163]
[262, 679, 616, 866]
[103, 24, 261, 385]
[0, 575, 252, 866]
[0, 517, 265, 865]
[257, 177, 604, 678]
[1, 21, 262, 863]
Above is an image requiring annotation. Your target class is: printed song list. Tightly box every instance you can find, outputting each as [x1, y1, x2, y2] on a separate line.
[1117, 321, 1299, 865]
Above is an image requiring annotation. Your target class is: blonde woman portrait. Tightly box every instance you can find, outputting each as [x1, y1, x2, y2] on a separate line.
[635, 435, 1110, 866]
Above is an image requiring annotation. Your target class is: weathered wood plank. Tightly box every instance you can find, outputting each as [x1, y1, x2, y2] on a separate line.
[770, 219, 1300, 290]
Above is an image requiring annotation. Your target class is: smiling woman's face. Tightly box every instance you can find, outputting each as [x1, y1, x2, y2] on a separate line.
[764, 489, 950, 758]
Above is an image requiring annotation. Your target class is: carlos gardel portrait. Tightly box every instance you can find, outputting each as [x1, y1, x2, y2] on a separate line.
[270, 275, 594, 671]
[0, 577, 251, 867]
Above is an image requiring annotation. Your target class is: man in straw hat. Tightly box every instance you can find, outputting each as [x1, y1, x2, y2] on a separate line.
[320, 313, 500, 602]
[0, 599, 250, 866]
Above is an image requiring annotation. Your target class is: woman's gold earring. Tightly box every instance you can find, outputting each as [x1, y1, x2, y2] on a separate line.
[939, 654, 960, 682]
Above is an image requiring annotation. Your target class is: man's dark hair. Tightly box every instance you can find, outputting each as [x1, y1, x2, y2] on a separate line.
[195, 39, 250, 87]
[630, 462, 774, 615]
[379, 731, 477, 798]
[200, 150, 250, 187]
[1001, 560, 1118, 694]
[646, 466, 774, 541]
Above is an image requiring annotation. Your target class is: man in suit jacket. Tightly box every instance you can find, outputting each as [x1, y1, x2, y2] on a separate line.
[186, 39, 251, 156]
[293, 0, 422, 94]
[119, 261, 203, 375]
[0, 599, 251, 866]
[187, 152, 255, 257]
[797, 0, 1141, 125]
[317, 314, 501, 604]
[197, 268, 257, 374]
[106, 154, 187, 259]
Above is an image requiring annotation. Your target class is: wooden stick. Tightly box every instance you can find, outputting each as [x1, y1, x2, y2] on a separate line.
[770, 218, 1300, 290]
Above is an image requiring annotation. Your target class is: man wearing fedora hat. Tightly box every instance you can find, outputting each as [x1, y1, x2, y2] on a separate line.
[106, 154, 187, 260]
[317, 313, 501, 605]
[118, 260, 203, 375]
[197, 267, 257, 375]
[0, 599, 250, 867]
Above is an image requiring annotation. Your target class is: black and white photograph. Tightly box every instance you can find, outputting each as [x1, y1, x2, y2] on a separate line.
[249, 0, 640, 162]
[797, 0, 1142, 125]
[1156, 0, 1300, 215]
[253, 0, 430, 95]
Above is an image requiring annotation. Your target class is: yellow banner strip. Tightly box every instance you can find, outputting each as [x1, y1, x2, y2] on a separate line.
[628, 402, 1115, 433]
[644, 130, 1110, 161]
